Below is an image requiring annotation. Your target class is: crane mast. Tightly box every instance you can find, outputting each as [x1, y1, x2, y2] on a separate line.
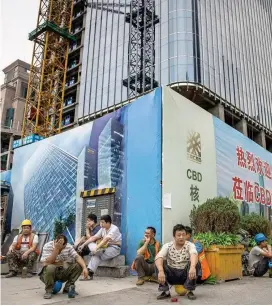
[22, 0, 75, 138]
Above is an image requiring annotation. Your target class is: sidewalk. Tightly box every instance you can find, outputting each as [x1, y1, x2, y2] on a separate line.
[1, 274, 271, 305]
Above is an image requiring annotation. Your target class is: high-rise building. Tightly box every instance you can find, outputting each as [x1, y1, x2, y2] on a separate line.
[24, 142, 78, 237]
[98, 118, 124, 188]
[0, 60, 30, 170]
[77, 0, 272, 151]
[61, 0, 87, 131]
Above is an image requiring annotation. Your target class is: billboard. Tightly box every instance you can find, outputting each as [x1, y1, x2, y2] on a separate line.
[214, 117, 272, 220]
[10, 88, 162, 265]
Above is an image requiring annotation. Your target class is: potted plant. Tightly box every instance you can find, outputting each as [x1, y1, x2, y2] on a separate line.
[190, 197, 243, 281]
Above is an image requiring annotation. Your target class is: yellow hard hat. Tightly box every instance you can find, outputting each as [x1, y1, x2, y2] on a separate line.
[21, 219, 32, 227]
[174, 285, 188, 296]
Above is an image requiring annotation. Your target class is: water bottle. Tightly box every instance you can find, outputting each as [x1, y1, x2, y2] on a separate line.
[21, 267, 27, 278]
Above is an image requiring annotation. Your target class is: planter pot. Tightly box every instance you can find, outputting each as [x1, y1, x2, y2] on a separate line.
[205, 245, 244, 281]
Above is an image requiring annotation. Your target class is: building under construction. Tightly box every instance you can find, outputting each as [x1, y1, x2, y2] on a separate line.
[22, 0, 272, 150]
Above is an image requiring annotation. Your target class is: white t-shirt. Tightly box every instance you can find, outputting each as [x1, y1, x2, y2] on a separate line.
[13, 234, 39, 252]
[94, 224, 122, 245]
[155, 241, 197, 269]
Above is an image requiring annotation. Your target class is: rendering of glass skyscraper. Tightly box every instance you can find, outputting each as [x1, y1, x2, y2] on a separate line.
[98, 118, 124, 188]
[78, 0, 272, 134]
[24, 143, 78, 237]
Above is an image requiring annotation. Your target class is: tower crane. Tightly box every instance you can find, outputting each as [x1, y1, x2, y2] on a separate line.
[82, 0, 159, 98]
[22, 0, 76, 138]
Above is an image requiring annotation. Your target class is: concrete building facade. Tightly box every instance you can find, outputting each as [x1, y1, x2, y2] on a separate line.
[0, 60, 30, 171]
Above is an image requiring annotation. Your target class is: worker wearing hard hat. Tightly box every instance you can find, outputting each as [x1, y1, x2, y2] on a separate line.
[248, 233, 272, 278]
[5, 219, 39, 278]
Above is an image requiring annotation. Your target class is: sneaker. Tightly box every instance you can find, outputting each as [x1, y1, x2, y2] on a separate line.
[187, 291, 196, 300]
[68, 285, 76, 298]
[5, 272, 17, 278]
[136, 278, 145, 286]
[157, 291, 171, 300]
[44, 292, 52, 299]
[63, 288, 78, 295]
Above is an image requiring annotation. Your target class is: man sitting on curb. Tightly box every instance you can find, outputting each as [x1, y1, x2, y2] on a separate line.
[39, 234, 88, 299]
[6, 219, 39, 278]
[185, 226, 211, 283]
[155, 224, 200, 301]
[131, 226, 161, 285]
[249, 233, 272, 278]
[74, 213, 101, 256]
[78, 214, 122, 280]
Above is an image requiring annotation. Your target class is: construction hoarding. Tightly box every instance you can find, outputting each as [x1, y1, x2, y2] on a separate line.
[9, 86, 271, 265]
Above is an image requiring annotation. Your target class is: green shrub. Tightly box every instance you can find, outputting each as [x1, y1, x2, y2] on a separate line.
[194, 232, 240, 248]
[190, 197, 240, 234]
[240, 213, 271, 237]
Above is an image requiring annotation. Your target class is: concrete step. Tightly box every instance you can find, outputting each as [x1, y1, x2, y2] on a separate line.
[83, 255, 125, 268]
[95, 265, 130, 278]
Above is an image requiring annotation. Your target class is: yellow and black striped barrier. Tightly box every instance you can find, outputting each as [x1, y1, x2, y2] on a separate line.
[80, 188, 116, 198]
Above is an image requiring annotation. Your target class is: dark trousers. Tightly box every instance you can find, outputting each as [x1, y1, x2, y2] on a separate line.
[253, 258, 269, 277]
[157, 261, 201, 292]
[134, 255, 155, 278]
[39, 263, 83, 293]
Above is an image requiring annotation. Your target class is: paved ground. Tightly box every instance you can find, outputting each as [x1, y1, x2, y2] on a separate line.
[1, 274, 271, 305]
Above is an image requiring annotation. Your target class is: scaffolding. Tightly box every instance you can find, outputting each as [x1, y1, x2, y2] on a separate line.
[22, 0, 75, 138]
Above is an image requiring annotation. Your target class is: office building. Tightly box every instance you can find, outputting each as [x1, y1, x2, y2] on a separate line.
[77, 0, 272, 150]
[0, 60, 30, 170]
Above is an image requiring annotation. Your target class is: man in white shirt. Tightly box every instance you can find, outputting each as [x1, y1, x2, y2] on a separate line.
[39, 234, 88, 299]
[78, 214, 122, 280]
[155, 224, 200, 301]
[6, 219, 39, 278]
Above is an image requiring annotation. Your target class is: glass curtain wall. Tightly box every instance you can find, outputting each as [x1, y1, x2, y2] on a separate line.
[79, 0, 272, 131]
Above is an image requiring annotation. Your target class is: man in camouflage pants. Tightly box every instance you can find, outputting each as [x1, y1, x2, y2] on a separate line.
[6, 219, 39, 278]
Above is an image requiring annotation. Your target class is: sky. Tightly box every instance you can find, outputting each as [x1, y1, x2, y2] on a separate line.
[1, 0, 39, 84]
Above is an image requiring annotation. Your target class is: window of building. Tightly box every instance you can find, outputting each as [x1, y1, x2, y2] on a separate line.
[5, 108, 14, 128]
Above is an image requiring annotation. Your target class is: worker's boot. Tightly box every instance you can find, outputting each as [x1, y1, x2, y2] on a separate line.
[68, 285, 76, 298]
[136, 278, 145, 286]
[43, 292, 52, 299]
[5, 271, 17, 278]
[269, 269, 272, 278]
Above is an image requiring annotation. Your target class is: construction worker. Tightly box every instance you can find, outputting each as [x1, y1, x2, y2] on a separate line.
[155, 224, 200, 301]
[248, 233, 272, 278]
[131, 226, 161, 285]
[74, 213, 101, 256]
[39, 234, 88, 299]
[6, 219, 39, 278]
[185, 226, 211, 283]
[78, 214, 122, 280]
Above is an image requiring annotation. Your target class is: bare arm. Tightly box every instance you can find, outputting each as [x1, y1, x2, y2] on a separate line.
[261, 250, 272, 259]
[85, 227, 91, 240]
[76, 254, 87, 270]
[96, 237, 110, 249]
[137, 241, 149, 255]
[190, 253, 198, 268]
[23, 243, 38, 257]
[43, 248, 60, 266]
[9, 242, 17, 252]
